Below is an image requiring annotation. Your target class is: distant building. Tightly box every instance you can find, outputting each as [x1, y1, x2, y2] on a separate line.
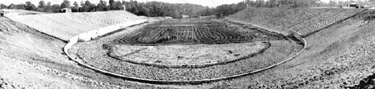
[347, 3, 364, 8]
[60, 8, 72, 13]
[0, 9, 16, 16]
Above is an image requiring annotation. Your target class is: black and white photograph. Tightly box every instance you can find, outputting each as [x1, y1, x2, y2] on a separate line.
[0, 0, 375, 88]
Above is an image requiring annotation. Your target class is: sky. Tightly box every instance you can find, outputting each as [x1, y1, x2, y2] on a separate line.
[0, 0, 368, 7]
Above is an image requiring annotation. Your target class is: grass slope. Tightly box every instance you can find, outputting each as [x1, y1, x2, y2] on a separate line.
[7, 11, 145, 40]
[0, 17, 167, 89]
[228, 8, 365, 36]
[219, 8, 375, 88]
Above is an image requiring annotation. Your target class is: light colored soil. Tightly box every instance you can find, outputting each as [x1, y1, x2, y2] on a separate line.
[1, 8, 373, 88]
[111, 41, 268, 66]
[229, 8, 365, 36]
[209, 14, 375, 88]
[73, 19, 299, 81]
[7, 11, 145, 40]
[0, 55, 82, 89]
[0, 17, 89, 89]
[0, 17, 174, 89]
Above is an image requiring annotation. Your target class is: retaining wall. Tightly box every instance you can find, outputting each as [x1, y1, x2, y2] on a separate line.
[64, 19, 147, 54]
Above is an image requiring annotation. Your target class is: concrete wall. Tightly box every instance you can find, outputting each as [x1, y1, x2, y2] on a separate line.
[77, 19, 147, 41]
[64, 19, 147, 55]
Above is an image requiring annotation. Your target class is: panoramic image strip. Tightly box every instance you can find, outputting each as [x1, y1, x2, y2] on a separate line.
[1, 0, 375, 88]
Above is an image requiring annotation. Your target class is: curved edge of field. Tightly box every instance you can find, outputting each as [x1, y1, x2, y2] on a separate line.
[103, 19, 285, 68]
[63, 20, 307, 84]
[105, 42, 271, 69]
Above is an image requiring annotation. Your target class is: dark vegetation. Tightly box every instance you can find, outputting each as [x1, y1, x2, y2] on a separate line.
[356, 10, 375, 21]
[348, 73, 375, 89]
[209, 0, 320, 18]
[0, 0, 207, 18]
[1, 0, 325, 18]
[113, 19, 284, 45]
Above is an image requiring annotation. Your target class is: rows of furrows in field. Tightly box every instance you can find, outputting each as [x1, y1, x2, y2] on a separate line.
[114, 22, 257, 45]
[151, 20, 227, 27]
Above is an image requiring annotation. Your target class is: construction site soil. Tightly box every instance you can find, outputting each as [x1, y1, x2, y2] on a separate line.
[1, 8, 375, 89]
[72, 19, 302, 82]
[102, 19, 289, 67]
[113, 19, 284, 45]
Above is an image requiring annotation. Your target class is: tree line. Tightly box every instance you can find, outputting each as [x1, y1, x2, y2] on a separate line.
[0, 0, 323, 18]
[0, 0, 209, 18]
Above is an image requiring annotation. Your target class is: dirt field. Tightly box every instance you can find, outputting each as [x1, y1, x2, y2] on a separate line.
[70, 19, 302, 84]
[102, 19, 287, 67]
[1, 7, 375, 89]
[108, 42, 268, 66]
[113, 19, 284, 45]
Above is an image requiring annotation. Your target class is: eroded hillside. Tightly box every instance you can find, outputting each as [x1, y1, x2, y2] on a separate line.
[7, 11, 145, 40]
[221, 8, 375, 88]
